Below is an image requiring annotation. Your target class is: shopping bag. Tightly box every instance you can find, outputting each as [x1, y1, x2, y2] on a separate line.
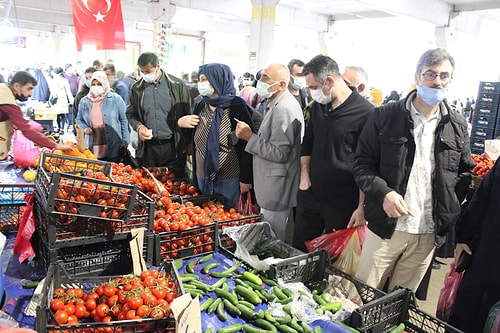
[332, 227, 364, 275]
[235, 191, 259, 215]
[305, 227, 358, 260]
[13, 193, 36, 263]
[436, 262, 463, 322]
[13, 130, 40, 169]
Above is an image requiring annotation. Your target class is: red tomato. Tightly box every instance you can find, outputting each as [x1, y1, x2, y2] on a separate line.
[96, 303, 110, 318]
[55, 310, 69, 324]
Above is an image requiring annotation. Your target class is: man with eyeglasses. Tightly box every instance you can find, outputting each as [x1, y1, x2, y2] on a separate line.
[353, 48, 475, 292]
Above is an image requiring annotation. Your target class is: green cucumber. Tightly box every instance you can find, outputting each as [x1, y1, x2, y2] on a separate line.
[264, 309, 276, 323]
[197, 253, 213, 263]
[277, 324, 299, 333]
[236, 303, 257, 321]
[261, 276, 279, 287]
[290, 317, 304, 333]
[204, 328, 213, 333]
[214, 287, 239, 306]
[322, 301, 342, 313]
[336, 322, 360, 333]
[207, 298, 222, 315]
[234, 285, 262, 305]
[222, 299, 241, 317]
[241, 271, 263, 285]
[201, 262, 219, 274]
[273, 285, 288, 301]
[237, 300, 255, 309]
[200, 297, 214, 312]
[301, 321, 314, 333]
[243, 324, 271, 333]
[252, 318, 277, 333]
[210, 277, 227, 289]
[313, 293, 327, 306]
[275, 314, 292, 325]
[180, 273, 200, 283]
[186, 259, 197, 273]
[216, 300, 227, 322]
[174, 258, 183, 270]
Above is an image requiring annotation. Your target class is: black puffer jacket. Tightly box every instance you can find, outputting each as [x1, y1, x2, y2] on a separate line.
[353, 90, 475, 239]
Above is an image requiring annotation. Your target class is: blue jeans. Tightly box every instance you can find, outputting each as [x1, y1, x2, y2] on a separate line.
[197, 176, 240, 208]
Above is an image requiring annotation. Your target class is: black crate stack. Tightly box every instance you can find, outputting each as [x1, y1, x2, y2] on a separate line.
[470, 81, 500, 154]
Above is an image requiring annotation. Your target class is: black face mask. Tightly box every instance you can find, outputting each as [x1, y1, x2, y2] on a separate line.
[15, 93, 28, 102]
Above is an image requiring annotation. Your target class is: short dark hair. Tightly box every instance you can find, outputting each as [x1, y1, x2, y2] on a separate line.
[302, 55, 340, 84]
[103, 63, 116, 74]
[287, 59, 305, 74]
[10, 71, 37, 86]
[137, 52, 159, 68]
[85, 67, 97, 75]
[416, 48, 455, 75]
[92, 59, 102, 67]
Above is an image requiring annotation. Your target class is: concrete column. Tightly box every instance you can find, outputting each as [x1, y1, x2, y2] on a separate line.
[435, 25, 455, 49]
[51, 25, 64, 66]
[248, 0, 279, 72]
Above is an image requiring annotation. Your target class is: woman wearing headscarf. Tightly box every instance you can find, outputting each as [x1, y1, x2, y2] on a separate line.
[76, 71, 130, 162]
[30, 68, 50, 103]
[178, 63, 254, 208]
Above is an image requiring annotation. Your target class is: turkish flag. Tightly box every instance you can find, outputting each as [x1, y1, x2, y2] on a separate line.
[70, 0, 126, 51]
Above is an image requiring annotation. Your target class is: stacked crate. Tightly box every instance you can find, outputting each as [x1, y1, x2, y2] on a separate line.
[33, 152, 154, 276]
[0, 184, 34, 232]
[470, 81, 500, 154]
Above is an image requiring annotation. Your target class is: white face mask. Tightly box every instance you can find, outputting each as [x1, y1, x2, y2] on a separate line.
[310, 83, 332, 104]
[256, 80, 280, 99]
[197, 81, 214, 97]
[142, 69, 158, 83]
[85, 79, 91, 88]
[291, 76, 306, 90]
[90, 85, 105, 96]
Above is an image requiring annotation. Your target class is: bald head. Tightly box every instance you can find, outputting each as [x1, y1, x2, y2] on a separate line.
[342, 66, 369, 97]
[259, 63, 290, 101]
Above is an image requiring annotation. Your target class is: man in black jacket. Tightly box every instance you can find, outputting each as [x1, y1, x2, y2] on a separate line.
[353, 48, 475, 292]
[292, 55, 373, 251]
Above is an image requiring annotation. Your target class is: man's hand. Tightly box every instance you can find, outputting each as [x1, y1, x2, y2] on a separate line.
[137, 125, 153, 141]
[240, 182, 252, 193]
[347, 206, 366, 228]
[382, 191, 411, 218]
[178, 115, 200, 129]
[235, 119, 252, 141]
[84, 128, 92, 135]
[55, 143, 73, 151]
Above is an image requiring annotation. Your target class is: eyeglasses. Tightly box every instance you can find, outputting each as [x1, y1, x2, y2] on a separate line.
[420, 71, 452, 82]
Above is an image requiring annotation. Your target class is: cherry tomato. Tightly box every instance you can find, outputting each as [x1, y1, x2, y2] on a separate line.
[55, 310, 69, 324]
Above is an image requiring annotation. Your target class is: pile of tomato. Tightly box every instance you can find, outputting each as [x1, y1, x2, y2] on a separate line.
[49, 269, 178, 326]
[471, 153, 496, 178]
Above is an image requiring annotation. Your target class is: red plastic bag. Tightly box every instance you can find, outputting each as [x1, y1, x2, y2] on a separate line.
[13, 129, 40, 169]
[332, 227, 367, 275]
[236, 191, 259, 215]
[13, 193, 36, 263]
[436, 262, 463, 322]
[305, 226, 366, 260]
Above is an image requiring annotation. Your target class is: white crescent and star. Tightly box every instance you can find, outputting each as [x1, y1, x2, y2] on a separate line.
[80, 0, 113, 23]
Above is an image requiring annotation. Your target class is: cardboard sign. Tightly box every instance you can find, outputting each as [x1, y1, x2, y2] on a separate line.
[485, 139, 500, 161]
[130, 228, 147, 275]
[170, 294, 202, 333]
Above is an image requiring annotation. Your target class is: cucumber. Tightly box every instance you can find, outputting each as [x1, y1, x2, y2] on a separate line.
[314, 326, 322, 333]
[313, 293, 327, 306]
[201, 262, 219, 274]
[243, 324, 272, 333]
[264, 309, 277, 323]
[188, 280, 213, 292]
[261, 276, 279, 287]
[277, 324, 299, 333]
[198, 253, 213, 263]
[290, 317, 304, 333]
[210, 277, 227, 289]
[252, 318, 277, 333]
[236, 303, 258, 321]
[301, 321, 314, 333]
[200, 298, 215, 312]
[282, 305, 292, 316]
[273, 286, 288, 301]
[234, 278, 253, 289]
[322, 301, 342, 313]
[217, 324, 243, 333]
[186, 259, 197, 273]
[258, 288, 276, 302]
[275, 314, 292, 325]
[210, 262, 242, 278]
[184, 287, 205, 298]
[389, 323, 405, 333]
[207, 298, 222, 315]
[222, 299, 241, 317]
[234, 285, 262, 305]
[174, 258, 184, 270]
[237, 300, 255, 309]
[241, 271, 263, 286]
[204, 328, 213, 333]
[214, 287, 239, 306]
[180, 273, 200, 283]
[281, 287, 294, 299]
[276, 297, 293, 305]
[336, 322, 360, 333]
[216, 300, 227, 322]
[256, 309, 265, 319]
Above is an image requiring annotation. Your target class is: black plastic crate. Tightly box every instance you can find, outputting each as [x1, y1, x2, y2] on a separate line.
[478, 81, 500, 94]
[0, 204, 27, 233]
[180, 193, 224, 206]
[266, 249, 329, 286]
[36, 260, 182, 333]
[473, 102, 499, 118]
[217, 214, 262, 252]
[472, 114, 498, 129]
[348, 288, 412, 332]
[470, 123, 496, 139]
[0, 184, 34, 232]
[154, 223, 217, 264]
[37, 151, 111, 176]
[470, 136, 486, 154]
[405, 303, 464, 333]
[33, 227, 154, 276]
[476, 92, 500, 106]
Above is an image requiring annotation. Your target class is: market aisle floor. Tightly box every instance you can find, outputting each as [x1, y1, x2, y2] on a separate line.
[417, 257, 454, 315]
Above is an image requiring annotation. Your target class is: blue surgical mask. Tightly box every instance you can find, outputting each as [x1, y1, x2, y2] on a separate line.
[256, 80, 280, 99]
[417, 85, 448, 106]
[197, 81, 214, 97]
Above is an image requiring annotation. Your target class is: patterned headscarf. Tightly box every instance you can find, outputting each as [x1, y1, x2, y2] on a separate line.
[87, 70, 111, 102]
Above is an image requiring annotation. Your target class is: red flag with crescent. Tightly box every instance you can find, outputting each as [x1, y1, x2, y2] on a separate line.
[70, 0, 126, 51]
